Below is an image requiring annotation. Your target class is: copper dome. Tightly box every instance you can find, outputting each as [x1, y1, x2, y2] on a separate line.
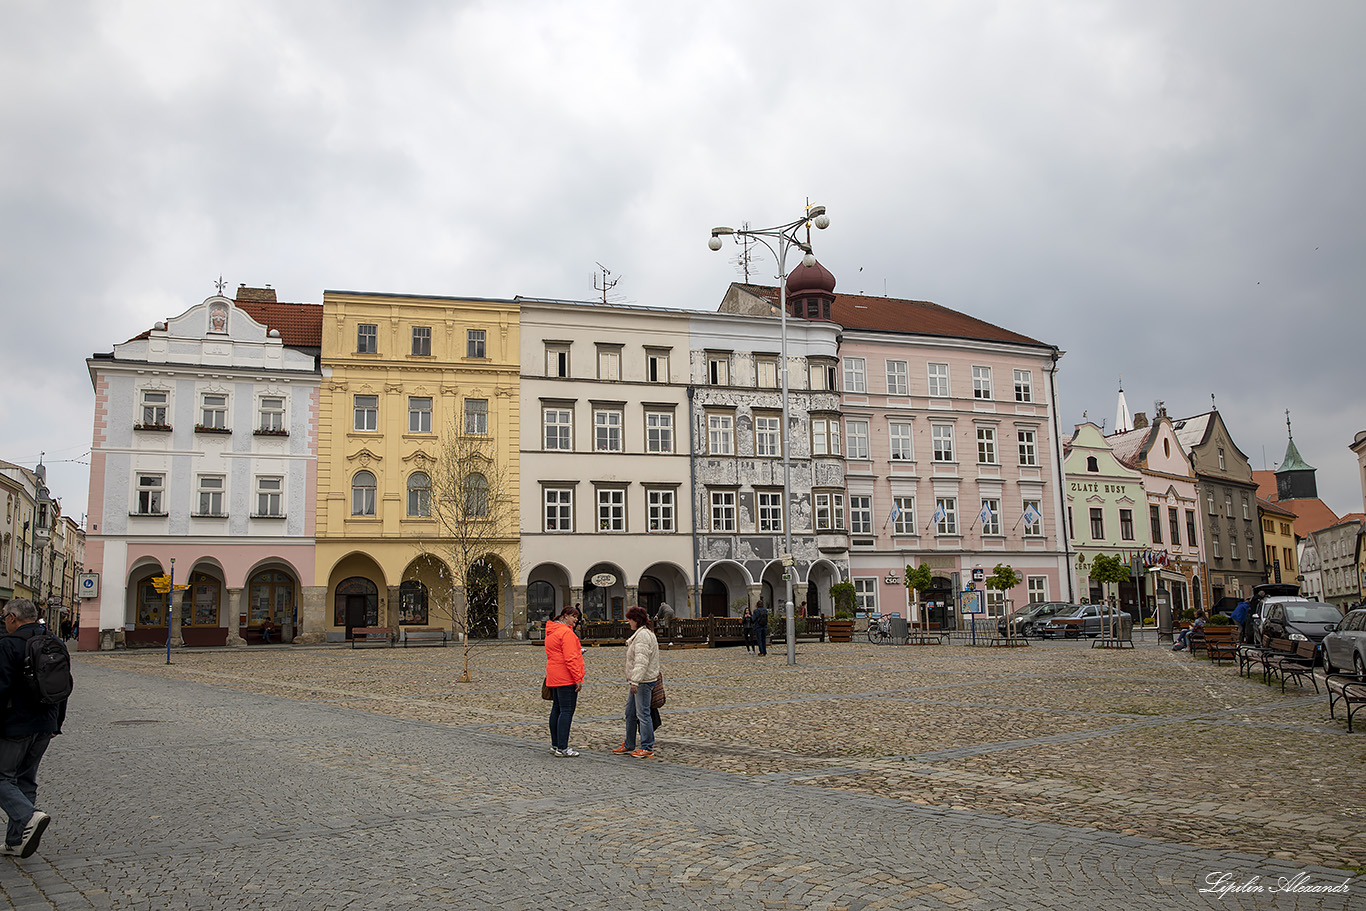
[785, 259, 836, 295]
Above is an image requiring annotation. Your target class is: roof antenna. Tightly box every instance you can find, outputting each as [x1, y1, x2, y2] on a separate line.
[732, 221, 756, 282]
[593, 263, 619, 304]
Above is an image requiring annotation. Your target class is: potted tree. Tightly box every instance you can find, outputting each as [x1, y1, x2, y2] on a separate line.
[1088, 553, 1133, 642]
[827, 581, 856, 642]
[985, 564, 1025, 645]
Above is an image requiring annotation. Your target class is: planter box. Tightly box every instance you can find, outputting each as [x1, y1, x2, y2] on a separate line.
[827, 619, 855, 642]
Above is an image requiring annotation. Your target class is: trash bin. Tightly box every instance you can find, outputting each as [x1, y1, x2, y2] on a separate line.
[889, 616, 908, 645]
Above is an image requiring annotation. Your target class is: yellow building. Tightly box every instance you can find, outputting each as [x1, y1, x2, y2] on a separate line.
[1258, 497, 1298, 588]
[309, 291, 521, 643]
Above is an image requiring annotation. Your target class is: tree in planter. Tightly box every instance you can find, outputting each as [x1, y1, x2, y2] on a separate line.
[984, 564, 1023, 637]
[829, 581, 856, 619]
[904, 563, 933, 632]
[411, 421, 520, 683]
[1088, 553, 1132, 638]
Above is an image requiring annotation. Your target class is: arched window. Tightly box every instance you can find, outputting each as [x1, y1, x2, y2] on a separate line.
[352, 470, 377, 516]
[1086, 456, 1099, 472]
[465, 472, 489, 517]
[398, 579, 428, 625]
[249, 570, 294, 629]
[407, 472, 431, 517]
[180, 571, 222, 626]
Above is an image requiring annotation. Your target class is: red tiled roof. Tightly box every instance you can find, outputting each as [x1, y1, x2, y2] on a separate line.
[237, 300, 322, 348]
[735, 284, 1049, 347]
[1252, 469, 1341, 538]
[1257, 496, 1296, 518]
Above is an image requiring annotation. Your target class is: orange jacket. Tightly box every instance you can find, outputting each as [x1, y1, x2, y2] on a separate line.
[544, 620, 585, 687]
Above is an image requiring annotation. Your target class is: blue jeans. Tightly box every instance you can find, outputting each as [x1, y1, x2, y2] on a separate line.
[0, 733, 51, 846]
[624, 681, 655, 751]
[756, 626, 768, 655]
[548, 685, 578, 750]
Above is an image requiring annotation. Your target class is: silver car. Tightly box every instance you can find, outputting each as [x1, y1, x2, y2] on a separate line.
[1323, 609, 1366, 677]
[1037, 603, 1130, 639]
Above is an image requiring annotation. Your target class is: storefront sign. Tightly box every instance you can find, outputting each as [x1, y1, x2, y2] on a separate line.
[589, 572, 617, 587]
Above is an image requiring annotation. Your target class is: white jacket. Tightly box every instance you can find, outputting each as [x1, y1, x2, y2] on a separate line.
[625, 627, 661, 684]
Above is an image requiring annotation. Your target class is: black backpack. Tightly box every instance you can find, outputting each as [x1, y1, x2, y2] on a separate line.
[21, 631, 74, 706]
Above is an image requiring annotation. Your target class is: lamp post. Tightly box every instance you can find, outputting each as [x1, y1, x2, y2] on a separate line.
[708, 205, 830, 666]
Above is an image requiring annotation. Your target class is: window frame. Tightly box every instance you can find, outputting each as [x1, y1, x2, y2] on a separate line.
[597, 345, 621, 381]
[196, 474, 226, 517]
[1022, 498, 1043, 537]
[200, 392, 228, 430]
[353, 394, 379, 432]
[1017, 428, 1037, 466]
[543, 407, 572, 451]
[710, 489, 737, 532]
[754, 413, 781, 458]
[593, 407, 624, 452]
[811, 417, 841, 456]
[258, 395, 286, 433]
[411, 325, 431, 357]
[814, 491, 846, 532]
[546, 343, 569, 378]
[846, 419, 870, 460]
[707, 412, 734, 456]
[645, 348, 670, 384]
[1090, 507, 1105, 540]
[889, 421, 913, 461]
[408, 396, 433, 434]
[1014, 369, 1033, 403]
[976, 426, 997, 464]
[755, 356, 779, 389]
[1149, 504, 1162, 543]
[255, 475, 283, 517]
[972, 365, 992, 400]
[849, 495, 873, 534]
[544, 487, 573, 532]
[1120, 508, 1135, 542]
[645, 409, 674, 454]
[843, 357, 867, 394]
[885, 360, 909, 396]
[646, 488, 675, 533]
[927, 363, 949, 398]
[136, 473, 165, 515]
[893, 496, 916, 535]
[407, 472, 431, 517]
[351, 470, 377, 517]
[466, 329, 486, 358]
[357, 323, 378, 354]
[931, 424, 955, 462]
[707, 354, 730, 386]
[936, 497, 958, 535]
[756, 489, 784, 533]
[140, 389, 169, 426]
[464, 398, 489, 435]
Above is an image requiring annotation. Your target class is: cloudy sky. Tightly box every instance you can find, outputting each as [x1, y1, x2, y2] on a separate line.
[3, 1, 1363, 524]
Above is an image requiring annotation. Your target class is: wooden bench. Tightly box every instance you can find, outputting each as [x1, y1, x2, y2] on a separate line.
[1237, 643, 1274, 678]
[1204, 627, 1240, 666]
[1326, 674, 1366, 732]
[1261, 638, 1320, 693]
[401, 627, 448, 648]
[351, 627, 395, 648]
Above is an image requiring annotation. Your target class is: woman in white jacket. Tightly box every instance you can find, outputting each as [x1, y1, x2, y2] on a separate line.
[612, 606, 660, 758]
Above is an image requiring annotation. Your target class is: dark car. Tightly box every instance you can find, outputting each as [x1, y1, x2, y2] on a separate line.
[997, 602, 1074, 638]
[1259, 600, 1343, 648]
[1323, 609, 1366, 677]
[1037, 603, 1131, 639]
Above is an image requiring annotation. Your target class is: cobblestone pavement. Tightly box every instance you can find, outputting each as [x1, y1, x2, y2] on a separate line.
[3, 638, 1360, 909]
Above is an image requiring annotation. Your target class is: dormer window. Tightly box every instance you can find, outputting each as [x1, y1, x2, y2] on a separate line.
[1086, 456, 1099, 472]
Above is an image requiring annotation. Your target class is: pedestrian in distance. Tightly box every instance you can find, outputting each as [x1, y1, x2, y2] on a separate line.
[612, 606, 660, 759]
[1231, 599, 1251, 646]
[0, 599, 72, 858]
[741, 606, 756, 654]
[655, 600, 675, 639]
[544, 604, 585, 757]
[753, 601, 769, 656]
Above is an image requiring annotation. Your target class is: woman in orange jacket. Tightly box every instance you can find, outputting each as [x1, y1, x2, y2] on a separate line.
[544, 604, 585, 757]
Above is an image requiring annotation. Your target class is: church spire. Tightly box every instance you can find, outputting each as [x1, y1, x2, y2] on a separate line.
[1275, 409, 1316, 500]
[1114, 377, 1133, 433]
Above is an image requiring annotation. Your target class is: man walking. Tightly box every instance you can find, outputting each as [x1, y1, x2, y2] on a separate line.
[753, 601, 769, 656]
[0, 599, 70, 858]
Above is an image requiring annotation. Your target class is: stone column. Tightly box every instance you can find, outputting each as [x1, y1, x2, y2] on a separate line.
[511, 584, 528, 638]
[386, 586, 400, 629]
[569, 587, 584, 611]
[225, 587, 246, 647]
[625, 584, 639, 611]
[746, 584, 763, 615]
[294, 585, 328, 645]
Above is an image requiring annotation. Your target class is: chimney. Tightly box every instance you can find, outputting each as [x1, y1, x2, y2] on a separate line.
[235, 285, 278, 303]
[1133, 412, 1149, 429]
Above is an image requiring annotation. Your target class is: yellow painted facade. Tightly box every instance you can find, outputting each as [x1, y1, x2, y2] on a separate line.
[1259, 504, 1298, 588]
[310, 291, 521, 642]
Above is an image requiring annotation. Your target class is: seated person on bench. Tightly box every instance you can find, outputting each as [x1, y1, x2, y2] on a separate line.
[1172, 612, 1206, 651]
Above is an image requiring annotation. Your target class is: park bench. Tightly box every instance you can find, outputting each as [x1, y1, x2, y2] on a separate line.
[401, 627, 448, 648]
[1325, 674, 1366, 732]
[1204, 627, 1240, 666]
[1237, 643, 1274, 678]
[351, 627, 395, 648]
[1262, 638, 1320, 694]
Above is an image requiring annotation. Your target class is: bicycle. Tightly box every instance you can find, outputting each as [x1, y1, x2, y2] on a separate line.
[867, 616, 893, 644]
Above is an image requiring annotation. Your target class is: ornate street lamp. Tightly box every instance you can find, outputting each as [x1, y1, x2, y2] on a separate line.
[708, 206, 830, 666]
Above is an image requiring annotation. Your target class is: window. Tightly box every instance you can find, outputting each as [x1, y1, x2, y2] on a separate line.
[197, 475, 225, 516]
[932, 425, 955, 462]
[889, 422, 913, 461]
[597, 346, 620, 381]
[645, 349, 669, 383]
[886, 360, 909, 396]
[1169, 507, 1181, 545]
[140, 389, 168, 426]
[1224, 495, 1233, 518]
[465, 473, 489, 517]
[1149, 505, 1162, 543]
[843, 357, 867, 393]
[259, 396, 285, 433]
[972, 366, 992, 400]
[811, 418, 841, 456]
[645, 410, 674, 453]
[1005, 432, 1031, 471]
[1211, 535, 1221, 558]
[544, 488, 573, 531]
[1022, 499, 1043, 536]
[399, 580, 428, 626]
[754, 414, 781, 457]
[256, 476, 282, 517]
[708, 354, 729, 385]
[1217, 447, 1225, 470]
[893, 496, 916, 535]
[854, 578, 877, 613]
[593, 408, 623, 452]
[1014, 370, 1033, 403]
[976, 426, 997, 464]
[1280, 522, 1291, 537]
[986, 589, 1005, 615]
[408, 397, 433, 434]
[411, 326, 431, 356]
[467, 329, 486, 358]
[707, 413, 734, 455]
[354, 395, 378, 432]
[710, 490, 736, 532]
[351, 471, 376, 516]
[756, 356, 778, 389]
[936, 497, 958, 535]
[200, 393, 227, 429]
[544, 408, 572, 450]
[1086, 456, 1099, 472]
[850, 495, 873, 534]
[1186, 510, 1198, 546]
[406, 472, 431, 517]
[647, 489, 674, 532]
[981, 498, 1001, 536]
[1242, 497, 1251, 520]
[136, 474, 164, 515]
[809, 361, 837, 391]
[465, 398, 488, 435]
[927, 363, 949, 397]
[1247, 538, 1256, 562]
[757, 490, 784, 533]
[1120, 509, 1135, 541]
[814, 492, 845, 531]
[1262, 518, 1275, 534]
[1207, 493, 1216, 515]
[1090, 507, 1104, 540]
[1027, 576, 1047, 603]
[846, 420, 870, 460]
[546, 344, 569, 378]
[357, 323, 377, 354]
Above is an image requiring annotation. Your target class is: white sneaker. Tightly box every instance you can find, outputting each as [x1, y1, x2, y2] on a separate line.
[0, 843, 21, 856]
[560, 748, 580, 757]
[18, 811, 49, 858]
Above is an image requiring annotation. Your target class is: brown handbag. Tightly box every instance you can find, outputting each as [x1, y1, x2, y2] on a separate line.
[650, 672, 666, 708]
[541, 678, 553, 700]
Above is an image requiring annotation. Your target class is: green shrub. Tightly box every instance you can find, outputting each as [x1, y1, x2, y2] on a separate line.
[1209, 613, 1233, 625]
[1181, 608, 1197, 621]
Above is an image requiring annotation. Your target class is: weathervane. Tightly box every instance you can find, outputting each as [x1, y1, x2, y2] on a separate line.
[214, 275, 227, 294]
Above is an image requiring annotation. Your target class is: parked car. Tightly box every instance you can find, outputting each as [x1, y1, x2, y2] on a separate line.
[1249, 583, 1303, 642]
[996, 602, 1074, 638]
[1258, 599, 1343, 648]
[1323, 609, 1366, 677]
[1037, 604, 1131, 639]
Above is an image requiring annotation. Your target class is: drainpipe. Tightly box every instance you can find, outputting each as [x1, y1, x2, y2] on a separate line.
[688, 385, 701, 617]
[1047, 347, 1075, 601]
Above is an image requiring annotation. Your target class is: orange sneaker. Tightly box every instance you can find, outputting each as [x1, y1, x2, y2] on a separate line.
[611, 743, 631, 754]
[630, 748, 654, 759]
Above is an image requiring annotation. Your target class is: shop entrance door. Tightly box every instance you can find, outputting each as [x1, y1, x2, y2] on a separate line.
[344, 595, 368, 639]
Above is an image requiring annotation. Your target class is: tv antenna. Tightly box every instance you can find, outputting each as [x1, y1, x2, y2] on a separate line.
[731, 221, 759, 282]
[593, 263, 619, 304]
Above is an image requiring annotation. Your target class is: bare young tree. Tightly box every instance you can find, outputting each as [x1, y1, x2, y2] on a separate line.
[411, 420, 519, 682]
